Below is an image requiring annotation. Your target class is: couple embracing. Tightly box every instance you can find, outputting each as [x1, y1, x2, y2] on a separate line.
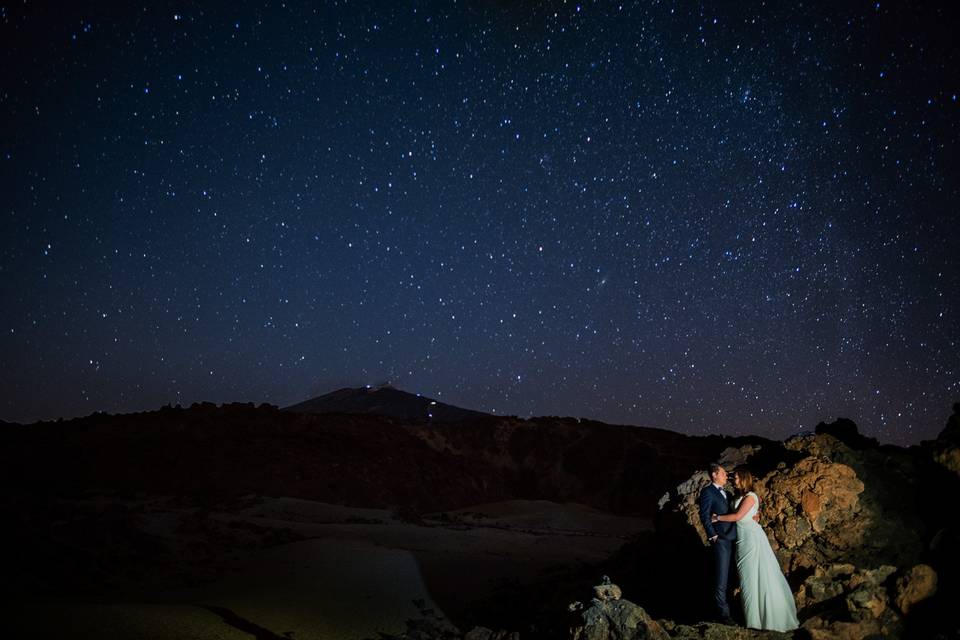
[698, 463, 799, 632]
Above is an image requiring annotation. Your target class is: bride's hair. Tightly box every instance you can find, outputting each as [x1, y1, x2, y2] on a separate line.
[733, 466, 756, 494]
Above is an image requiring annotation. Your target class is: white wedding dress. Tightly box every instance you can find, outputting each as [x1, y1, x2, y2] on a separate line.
[734, 492, 799, 631]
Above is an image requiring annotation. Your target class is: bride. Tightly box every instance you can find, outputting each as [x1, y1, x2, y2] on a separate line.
[712, 466, 799, 632]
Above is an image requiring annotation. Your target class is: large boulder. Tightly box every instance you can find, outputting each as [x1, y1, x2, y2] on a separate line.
[782, 431, 926, 570]
[760, 456, 866, 572]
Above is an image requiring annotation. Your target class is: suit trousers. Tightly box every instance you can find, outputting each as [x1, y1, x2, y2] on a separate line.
[712, 538, 733, 619]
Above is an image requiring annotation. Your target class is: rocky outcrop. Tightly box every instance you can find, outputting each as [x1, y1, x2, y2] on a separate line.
[570, 598, 669, 640]
[783, 429, 927, 570]
[568, 580, 784, 640]
[667, 443, 868, 566]
[760, 455, 866, 572]
[667, 429, 928, 572]
[380, 410, 959, 640]
[656, 416, 958, 639]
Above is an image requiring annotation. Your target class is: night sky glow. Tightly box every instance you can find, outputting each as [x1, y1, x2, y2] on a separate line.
[1, 2, 957, 444]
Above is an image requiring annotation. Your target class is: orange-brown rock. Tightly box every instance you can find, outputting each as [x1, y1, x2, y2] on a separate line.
[894, 564, 937, 615]
[758, 455, 866, 572]
[800, 489, 822, 520]
[658, 416, 954, 639]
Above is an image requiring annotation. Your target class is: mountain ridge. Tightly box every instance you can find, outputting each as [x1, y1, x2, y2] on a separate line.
[0, 396, 768, 516]
[283, 385, 490, 422]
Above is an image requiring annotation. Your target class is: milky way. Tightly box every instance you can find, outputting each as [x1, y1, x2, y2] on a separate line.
[1, 2, 957, 443]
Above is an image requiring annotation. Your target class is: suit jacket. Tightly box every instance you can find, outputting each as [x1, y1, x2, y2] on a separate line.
[699, 483, 736, 541]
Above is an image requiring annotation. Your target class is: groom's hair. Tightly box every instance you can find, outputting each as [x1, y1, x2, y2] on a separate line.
[707, 462, 724, 478]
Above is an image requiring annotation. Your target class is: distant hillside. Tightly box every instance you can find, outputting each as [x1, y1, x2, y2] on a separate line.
[284, 385, 490, 422]
[0, 399, 769, 516]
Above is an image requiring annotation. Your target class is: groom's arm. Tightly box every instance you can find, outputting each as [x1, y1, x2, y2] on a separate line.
[698, 489, 717, 540]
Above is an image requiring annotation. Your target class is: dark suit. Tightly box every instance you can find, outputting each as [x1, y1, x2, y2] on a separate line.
[699, 483, 736, 619]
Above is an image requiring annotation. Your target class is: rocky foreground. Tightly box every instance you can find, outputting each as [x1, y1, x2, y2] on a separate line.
[653, 412, 957, 640]
[1, 399, 958, 639]
[382, 406, 960, 640]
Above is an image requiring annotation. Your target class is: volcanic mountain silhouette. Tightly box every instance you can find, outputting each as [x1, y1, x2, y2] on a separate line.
[284, 385, 490, 422]
[0, 397, 771, 516]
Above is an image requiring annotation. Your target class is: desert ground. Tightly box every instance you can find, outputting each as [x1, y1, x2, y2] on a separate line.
[7, 497, 651, 639]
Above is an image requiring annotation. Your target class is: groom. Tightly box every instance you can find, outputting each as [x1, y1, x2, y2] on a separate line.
[698, 462, 736, 624]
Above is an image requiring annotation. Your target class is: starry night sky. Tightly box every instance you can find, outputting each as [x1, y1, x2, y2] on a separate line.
[2, 1, 957, 444]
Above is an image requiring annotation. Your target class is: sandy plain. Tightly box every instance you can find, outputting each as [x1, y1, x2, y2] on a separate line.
[7, 497, 651, 639]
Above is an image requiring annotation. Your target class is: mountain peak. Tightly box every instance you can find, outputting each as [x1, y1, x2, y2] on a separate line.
[284, 386, 489, 422]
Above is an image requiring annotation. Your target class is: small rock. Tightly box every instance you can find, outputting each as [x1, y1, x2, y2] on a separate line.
[846, 583, 887, 620]
[593, 582, 622, 602]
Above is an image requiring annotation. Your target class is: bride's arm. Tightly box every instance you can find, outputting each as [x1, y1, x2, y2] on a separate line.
[713, 494, 756, 523]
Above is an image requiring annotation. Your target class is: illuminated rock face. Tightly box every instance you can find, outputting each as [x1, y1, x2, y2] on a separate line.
[658, 416, 958, 640]
[761, 453, 866, 571]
